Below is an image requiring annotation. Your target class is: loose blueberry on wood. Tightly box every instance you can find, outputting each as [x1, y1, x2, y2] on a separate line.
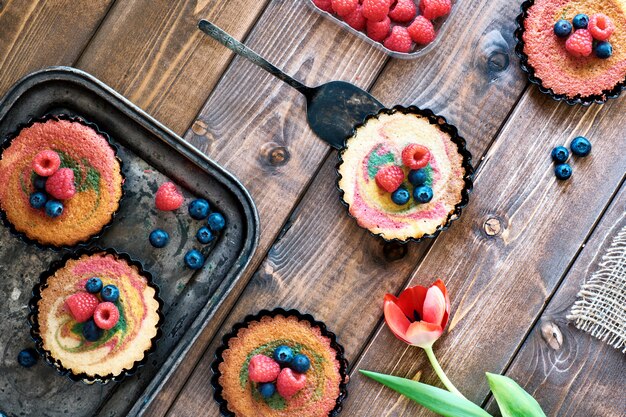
[570, 136, 592, 157]
[17, 348, 38, 368]
[149, 229, 170, 248]
[101, 284, 120, 303]
[551, 146, 569, 163]
[184, 249, 205, 269]
[188, 199, 210, 220]
[85, 277, 103, 294]
[554, 163, 573, 180]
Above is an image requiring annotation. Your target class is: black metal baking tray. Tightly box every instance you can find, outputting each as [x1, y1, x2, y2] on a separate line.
[0, 67, 259, 417]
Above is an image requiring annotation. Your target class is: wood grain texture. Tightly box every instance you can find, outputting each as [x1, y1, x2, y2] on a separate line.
[162, 0, 530, 414]
[0, 0, 113, 95]
[76, 0, 271, 135]
[341, 89, 626, 415]
[487, 183, 626, 417]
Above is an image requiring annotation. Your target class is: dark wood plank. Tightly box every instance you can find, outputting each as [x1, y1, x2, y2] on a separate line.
[0, 0, 114, 96]
[487, 182, 626, 417]
[337, 90, 626, 415]
[162, 0, 530, 414]
[76, 0, 271, 135]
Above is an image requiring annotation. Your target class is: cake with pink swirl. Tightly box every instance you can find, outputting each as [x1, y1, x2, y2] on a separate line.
[337, 107, 472, 242]
[31, 251, 161, 382]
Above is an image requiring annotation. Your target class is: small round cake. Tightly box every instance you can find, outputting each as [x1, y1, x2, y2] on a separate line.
[337, 107, 472, 242]
[519, 0, 626, 102]
[213, 310, 347, 417]
[30, 250, 161, 382]
[0, 115, 123, 247]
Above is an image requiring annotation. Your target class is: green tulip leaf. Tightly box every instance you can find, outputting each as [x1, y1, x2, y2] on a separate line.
[360, 370, 492, 417]
[486, 373, 547, 417]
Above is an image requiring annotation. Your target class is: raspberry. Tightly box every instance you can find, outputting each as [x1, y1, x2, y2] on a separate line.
[402, 144, 431, 169]
[248, 355, 281, 383]
[45, 168, 76, 200]
[389, 0, 416, 22]
[313, 0, 333, 13]
[362, 0, 391, 22]
[343, 4, 367, 31]
[155, 182, 184, 211]
[366, 16, 391, 42]
[276, 368, 307, 398]
[332, 0, 358, 16]
[565, 29, 593, 58]
[375, 165, 404, 192]
[93, 302, 120, 330]
[66, 292, 99, 323]
[32, 150, 61, 177]
[588, 14, 615, 41]
[420, 0, 451, 20]
[383, 26, 413, 53]
[408, 16, 436, 44]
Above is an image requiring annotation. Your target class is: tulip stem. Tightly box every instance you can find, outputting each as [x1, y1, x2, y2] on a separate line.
[424, 346, 467, 399]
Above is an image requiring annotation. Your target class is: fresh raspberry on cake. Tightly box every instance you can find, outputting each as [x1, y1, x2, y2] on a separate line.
[565, 29, 593, 58]
[420, 0, 451, 20]
[402, 144, 431, 169]
[344, 4, 367, 30]
[248, 354, 281, 383]
[45, 168, 76, 200]
[408, 16, 436, 44]
[384, 26, 413, 53]
[588, 14, 615, 41]
[32, 150, 61, 177]
[313, 0, 334, 13]
[388, 0, 416, 22]
[155, 181, 184, 211]
[362, 0, 391, 22]
[331, 0, 358, 16]
[366, 16, 391, 42]
[375, 165, 404, 192]
[94, 302, 120, 330]
[276, 368, 307, 398]
[66, 292, 99, 323]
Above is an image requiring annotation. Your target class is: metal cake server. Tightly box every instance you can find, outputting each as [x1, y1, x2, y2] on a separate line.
[198, 19, 383, 149]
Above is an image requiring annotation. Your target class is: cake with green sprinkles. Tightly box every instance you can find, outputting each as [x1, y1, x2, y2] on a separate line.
[214, 312, 347, 417]
[32, 251, 161, 382]
[0, 115, 123, 247]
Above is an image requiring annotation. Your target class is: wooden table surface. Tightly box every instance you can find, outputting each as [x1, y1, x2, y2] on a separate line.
[1, 1, 625, 416]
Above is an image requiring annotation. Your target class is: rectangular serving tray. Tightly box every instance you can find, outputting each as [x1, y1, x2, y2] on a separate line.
[0, 67, 259, 417]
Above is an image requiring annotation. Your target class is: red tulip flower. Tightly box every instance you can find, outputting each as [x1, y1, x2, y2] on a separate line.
[383, 279, 450, 349]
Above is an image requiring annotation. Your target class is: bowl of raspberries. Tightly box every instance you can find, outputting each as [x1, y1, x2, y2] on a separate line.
[308, 0, 456, 57]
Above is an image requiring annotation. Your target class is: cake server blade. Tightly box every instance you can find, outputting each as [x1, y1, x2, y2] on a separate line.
[198, 19, 384, 149]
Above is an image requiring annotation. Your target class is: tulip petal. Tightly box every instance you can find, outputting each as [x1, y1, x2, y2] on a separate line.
[396, 285, 428, 319]
[383, 298, 412, 344]
[405, 321, 443, 348]
[431, 279, 451, 328]
[423, 284, 447, 326]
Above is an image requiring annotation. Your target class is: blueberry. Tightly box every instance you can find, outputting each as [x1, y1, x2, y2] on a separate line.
[291, 354, 311, 373]
[207, 212, 226, 232]
[188, 199, 210, 220]
[44, 200, 63, 218]
[595, 41, 613, 59]
[101, 285, 120, 303]
[408, 169, 428, 186]
[391, 187, 411, 205]
[553, 19, 572, 37]
[196, 226, 214, 244]
[184, 249, 205, 269]
[413, 185, 434, 204]
[83, 319, 103, 342]
[551, 146, 569, 163]
[33, 175, 47, 191]
[570, 136, 592, 157]
[572, 14, 589, 29]
[273, 345, 294, 366]
[0, 411, 7, 417]
[17, 348, 38, 368]
[554, 163, 573, 180]
[258, 382, 276, 398]
[149, 228, 170, 248]
[29, 192, 48, 209]
[85, 277, 103, 294]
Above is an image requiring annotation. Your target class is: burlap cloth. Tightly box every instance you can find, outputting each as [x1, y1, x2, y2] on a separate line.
[567, 224, 626, 353]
